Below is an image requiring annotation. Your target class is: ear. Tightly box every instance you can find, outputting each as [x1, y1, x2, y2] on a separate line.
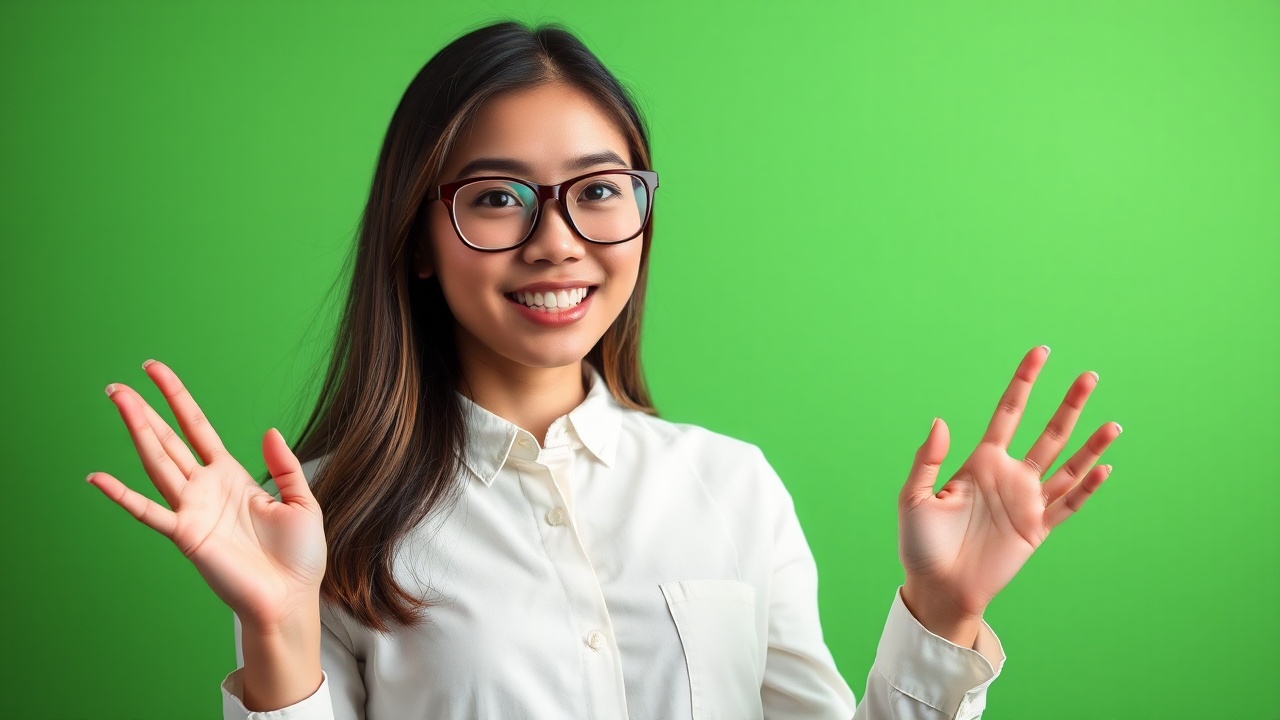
[414, 245, 434, 280]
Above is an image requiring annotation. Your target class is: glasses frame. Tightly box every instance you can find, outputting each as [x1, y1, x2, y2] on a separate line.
[427, 168, 660, 252]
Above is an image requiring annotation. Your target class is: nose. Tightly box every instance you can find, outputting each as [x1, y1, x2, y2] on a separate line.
[519, 197, 586, 265]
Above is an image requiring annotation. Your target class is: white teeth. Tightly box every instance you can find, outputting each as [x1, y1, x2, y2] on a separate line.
[510, 287, 590, 312]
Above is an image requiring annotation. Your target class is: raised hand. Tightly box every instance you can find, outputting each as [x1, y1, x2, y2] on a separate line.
[87, 359, 327, 632]
[897, 345, 1121, 645]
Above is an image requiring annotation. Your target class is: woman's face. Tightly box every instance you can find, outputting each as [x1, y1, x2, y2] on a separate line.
[417, 80, 644, 374]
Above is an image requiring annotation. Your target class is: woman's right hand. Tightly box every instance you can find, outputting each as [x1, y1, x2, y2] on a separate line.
[88, 359, 327, 633]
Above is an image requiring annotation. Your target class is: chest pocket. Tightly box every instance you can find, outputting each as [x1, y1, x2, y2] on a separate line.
[660, 579, 763, 720]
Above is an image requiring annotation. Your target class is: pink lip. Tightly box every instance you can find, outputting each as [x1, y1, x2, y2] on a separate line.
[504, 287, 595, 327]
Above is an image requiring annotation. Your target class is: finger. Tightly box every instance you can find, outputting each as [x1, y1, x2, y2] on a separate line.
[981, 345, 1050, 449]
[107, 383, 189, 507]
[86, 471, 178, 538]
[1023, 370, 1098, 478]
[1045, 464, 1111, 530]
[142, 359, 228, 465]
[900, 417, 951, 506]
[1042, 421, 1123, 505]
[262, 428, 318, 509]
[138, 397, 201, 505]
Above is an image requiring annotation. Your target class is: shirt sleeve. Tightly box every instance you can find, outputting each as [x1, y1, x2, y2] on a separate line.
[220, 609, 366, 720]
[759, 458, 859, 718]
[759, 455, 1005, 720]
[854, 589, 1004, 720]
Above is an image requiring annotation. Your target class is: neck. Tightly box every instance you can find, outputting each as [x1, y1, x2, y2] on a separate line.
[455, 335, 588, 446]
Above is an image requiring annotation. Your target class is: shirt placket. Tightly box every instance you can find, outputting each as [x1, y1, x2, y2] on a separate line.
[512, 428, 629, 719]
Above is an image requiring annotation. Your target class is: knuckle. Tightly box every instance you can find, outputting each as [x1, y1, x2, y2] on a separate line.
[1062, 461, 1082, 482]
[157, 425, 180, 448]
[151, 448, 172, 468]
[1044, 421, 1067, 442]
[128, 496, 150, 521]
[1065, 487, 1094, 513]
[1063, 390, 1087, 411]
[1087, 434, 1109, 455]
[189, 411, 208, 428]
[107, 483, 128, 504]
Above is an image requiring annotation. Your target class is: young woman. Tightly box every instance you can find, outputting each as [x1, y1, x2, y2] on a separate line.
[89, 20, 1120, 720]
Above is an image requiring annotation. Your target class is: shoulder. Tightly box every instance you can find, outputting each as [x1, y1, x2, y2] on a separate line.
[622, 410, 790, 501]
[632, 411, 764, 460]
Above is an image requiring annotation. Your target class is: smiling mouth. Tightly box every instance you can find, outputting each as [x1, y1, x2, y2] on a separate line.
[504, 286, 597, 312]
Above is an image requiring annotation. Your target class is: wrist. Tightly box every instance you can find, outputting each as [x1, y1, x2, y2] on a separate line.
[240, 600, 323, 712]
[900, 581, 985, 649]
[239, 594, 322, 640]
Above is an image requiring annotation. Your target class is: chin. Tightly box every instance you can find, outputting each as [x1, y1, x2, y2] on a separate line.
[502, 339, 596, 370]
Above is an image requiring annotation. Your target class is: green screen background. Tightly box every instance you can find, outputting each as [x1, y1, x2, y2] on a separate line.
[3, 1, 1277, 718]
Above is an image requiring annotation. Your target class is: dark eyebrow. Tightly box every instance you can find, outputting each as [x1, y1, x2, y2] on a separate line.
[455, 150, 629, 180]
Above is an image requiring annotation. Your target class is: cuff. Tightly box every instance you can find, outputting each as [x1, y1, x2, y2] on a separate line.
[221, 668, 333, 720]
[872, 587, 1005, 720]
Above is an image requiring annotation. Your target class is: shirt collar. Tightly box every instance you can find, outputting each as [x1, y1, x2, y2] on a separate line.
[457, 364, 621, 486]
[567, 365, 621, 468]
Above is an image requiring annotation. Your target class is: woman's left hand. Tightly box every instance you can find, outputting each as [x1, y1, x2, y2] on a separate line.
[897, 345, 1121, 648]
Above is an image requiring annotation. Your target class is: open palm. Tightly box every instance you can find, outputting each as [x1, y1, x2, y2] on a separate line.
[899, 346, 1121, 623]
[88, 360, 326, 631]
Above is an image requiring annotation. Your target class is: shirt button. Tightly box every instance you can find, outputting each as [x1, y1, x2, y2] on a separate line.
[517, 438, 531, 448]
[586, 630, 606, 651]
[545, 507, 565, 526]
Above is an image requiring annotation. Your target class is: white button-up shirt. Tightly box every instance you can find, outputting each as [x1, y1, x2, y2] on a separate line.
[222, 366, 1004, 719]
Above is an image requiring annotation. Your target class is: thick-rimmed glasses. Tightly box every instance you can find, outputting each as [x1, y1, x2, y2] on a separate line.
[427, 169, 659, 252]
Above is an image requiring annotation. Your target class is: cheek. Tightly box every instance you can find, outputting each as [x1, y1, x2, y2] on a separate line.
[427, 206, 478, 286]
[607, 243, 645, 300]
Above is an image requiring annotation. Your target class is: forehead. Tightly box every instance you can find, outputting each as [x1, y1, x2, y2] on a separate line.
[441, 80, 633, 182]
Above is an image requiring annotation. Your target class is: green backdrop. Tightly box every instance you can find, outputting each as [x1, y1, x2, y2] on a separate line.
[2, 1, 1277, 718]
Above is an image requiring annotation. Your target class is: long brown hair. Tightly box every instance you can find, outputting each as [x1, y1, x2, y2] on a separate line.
[272, 21, 657, 632]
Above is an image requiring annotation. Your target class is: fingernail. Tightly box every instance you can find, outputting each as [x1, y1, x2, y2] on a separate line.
[142, 359, 156, 370]
[1088, 370, 1099, 382]
[104, 384, 117, 397]
[1040, 345, 1051, 356]
[1115, 422, 1124, 434]
[85, 473, 94, 483]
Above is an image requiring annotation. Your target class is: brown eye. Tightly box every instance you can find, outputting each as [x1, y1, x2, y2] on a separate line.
[577, 181, 621, 203]
[472, 190, 523, 208]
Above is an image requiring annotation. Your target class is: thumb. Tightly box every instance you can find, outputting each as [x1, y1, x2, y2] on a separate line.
[900, 417, 951, 506]
[262, 428, 316, 508]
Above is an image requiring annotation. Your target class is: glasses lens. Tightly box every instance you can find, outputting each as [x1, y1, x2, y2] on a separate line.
[451, 174, 651, 248]
[453, 179, 538, 249]
[566, 173, 650, 243]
